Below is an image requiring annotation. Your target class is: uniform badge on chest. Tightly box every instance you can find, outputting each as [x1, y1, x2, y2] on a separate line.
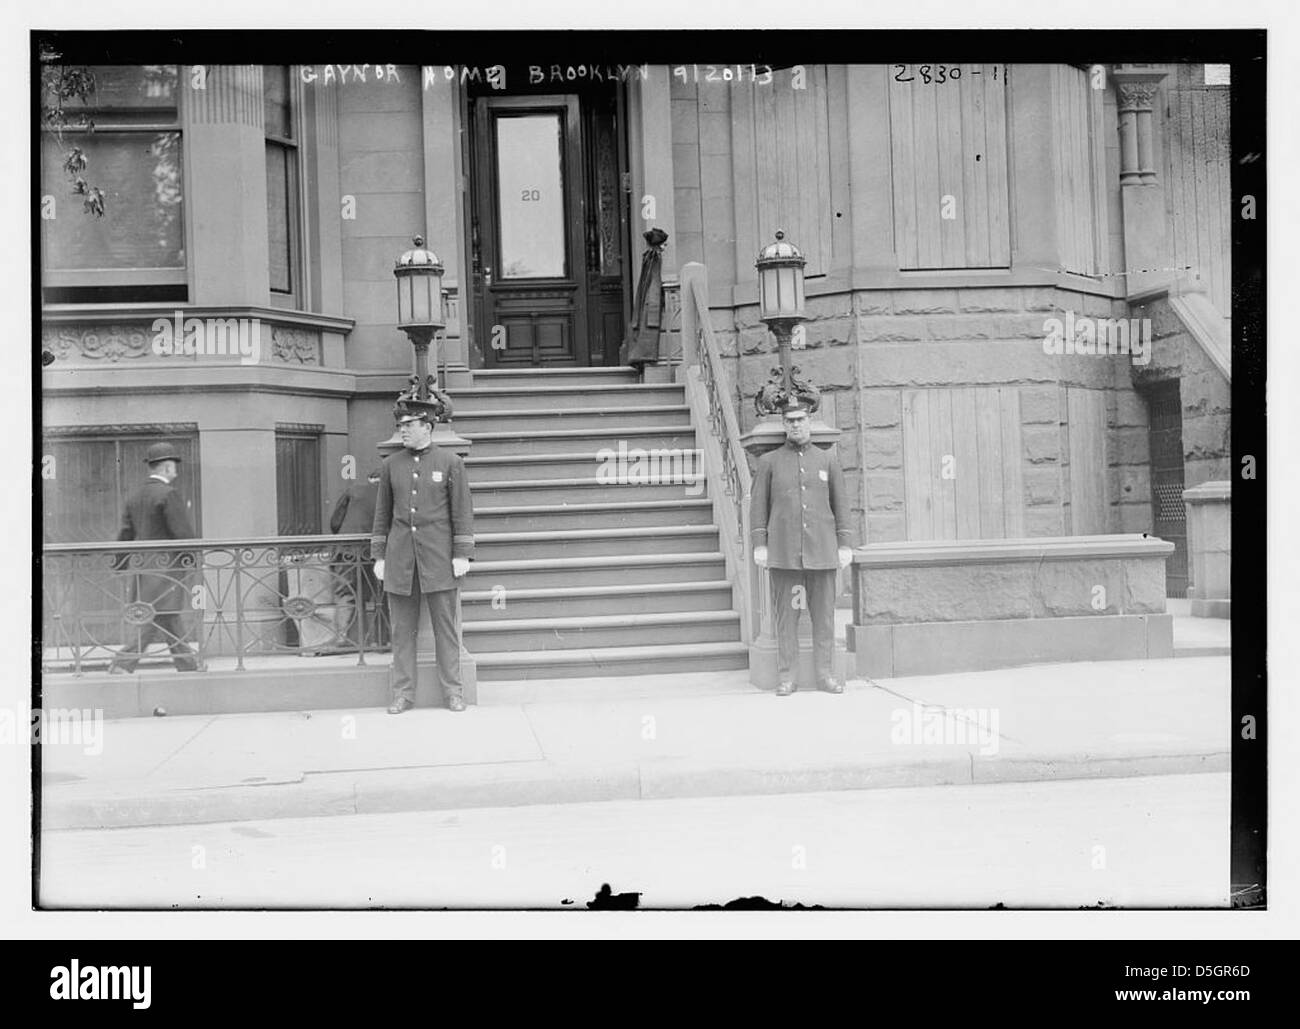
[432, 471, 444, 483]
[818, 469, 829, 482]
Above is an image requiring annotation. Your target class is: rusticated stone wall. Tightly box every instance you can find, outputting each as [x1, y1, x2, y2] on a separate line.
[710, 284, 1152, 548]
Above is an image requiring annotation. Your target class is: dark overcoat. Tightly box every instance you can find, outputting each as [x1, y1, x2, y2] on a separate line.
[624, 244, 664, 367]
[371, 444, 474, 595]
[116, 476, 198, 612]
[749, 441, 854, 570]
[330, 479, 379, 535]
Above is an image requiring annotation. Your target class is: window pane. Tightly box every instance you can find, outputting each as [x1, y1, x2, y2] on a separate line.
[266, 142, 294, 293]
[276, 435, 321, 535]
[41, 131, 184, 270]
[496, 114, 565, 279]
[263, 65, 292, 139]
[41, 432, 200, 543]
[50, 65, 179, 112]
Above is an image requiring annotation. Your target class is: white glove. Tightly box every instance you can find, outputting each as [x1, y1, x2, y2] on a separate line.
[452, 557, 471, 578]
[753, 546, 769, 568]
[838, 547, 853, 570]
[373, 559, 385, 581]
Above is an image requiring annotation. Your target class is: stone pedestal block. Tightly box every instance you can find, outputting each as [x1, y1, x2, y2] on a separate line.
[1183, 480, 1231, 618]
[848, 534, 1176, 678]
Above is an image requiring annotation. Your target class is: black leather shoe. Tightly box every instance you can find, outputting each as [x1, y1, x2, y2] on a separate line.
[818, 678, 844, 694]
[775, 681, 795, 697]
[446, 694, 467, 712]
[387, 697, 414, 715]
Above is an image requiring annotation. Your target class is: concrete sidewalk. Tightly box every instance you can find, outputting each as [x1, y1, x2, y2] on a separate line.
[39, 656, 1231, 830]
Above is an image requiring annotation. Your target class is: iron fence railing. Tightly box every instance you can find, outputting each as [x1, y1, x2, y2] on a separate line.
[41, 533, 389, 674]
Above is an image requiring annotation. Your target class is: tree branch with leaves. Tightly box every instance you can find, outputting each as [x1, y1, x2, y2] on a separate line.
[39, 49, 105, 217]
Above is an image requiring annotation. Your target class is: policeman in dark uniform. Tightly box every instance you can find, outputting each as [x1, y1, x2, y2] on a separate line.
[749, 402, 854, 695]
[372, 397, 475, 713]
[108, 442, 206, 674]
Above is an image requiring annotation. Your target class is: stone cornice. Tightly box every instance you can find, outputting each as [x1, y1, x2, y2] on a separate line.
[853, 534, 1175, 568]
[41, 365, 364, 399]
[40, 304, 355, 335]
[1183, 481, 1231, 503]
[726, 267, 1128, 309]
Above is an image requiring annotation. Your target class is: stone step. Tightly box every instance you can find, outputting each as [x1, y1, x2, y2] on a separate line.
[473, 525, 719, 561]
[465, 425, 698, 457]
[450, 382, 685, 412]
[461, 580, 735, 619]
[470, 366, 640, 389]
[466, 450, 702, 482]
[473, 641, 750, 680]
[474, 498, 715, 532]
[464, 609, 742, 652]
[464, 552, 728, 590]
[455, 405, 691, 434]
[471, 476, 706, 507]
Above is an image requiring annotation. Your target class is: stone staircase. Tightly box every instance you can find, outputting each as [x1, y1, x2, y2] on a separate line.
[450, 366, 748, 681]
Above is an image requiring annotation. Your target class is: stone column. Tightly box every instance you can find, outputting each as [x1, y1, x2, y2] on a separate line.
[1112, 66, 1170, 296]
[182, 65, 271, 307]
[1183, 480, 1230, 618]
[421, 73, 472, 387]
[627, 67, 678, 277]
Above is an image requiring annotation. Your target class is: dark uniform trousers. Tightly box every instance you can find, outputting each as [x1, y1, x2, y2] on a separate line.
[769, 568, 838, 685]
[386, 566, 463, 704]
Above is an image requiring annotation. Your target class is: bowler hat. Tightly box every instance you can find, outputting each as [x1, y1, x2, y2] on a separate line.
[143, 442, 183, 465]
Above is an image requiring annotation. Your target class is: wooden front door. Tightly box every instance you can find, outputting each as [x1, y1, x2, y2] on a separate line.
[468, 88, 628, 368]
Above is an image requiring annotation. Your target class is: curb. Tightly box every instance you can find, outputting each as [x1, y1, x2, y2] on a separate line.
[42, 747, 1231, 831]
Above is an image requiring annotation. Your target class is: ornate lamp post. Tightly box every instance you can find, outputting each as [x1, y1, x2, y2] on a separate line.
[741, 231, 840, 456]
[379, 235, 469, 456]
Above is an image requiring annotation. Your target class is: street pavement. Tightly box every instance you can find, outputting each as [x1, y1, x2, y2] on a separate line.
[38, 656, 1230, 831]
[37, 774, 1230, 909]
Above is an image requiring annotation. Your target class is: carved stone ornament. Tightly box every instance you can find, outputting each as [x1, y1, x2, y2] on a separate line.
[270, 326, 321, 364]
[42, 324, 154, 362]
[1116, 80, 1161, 111]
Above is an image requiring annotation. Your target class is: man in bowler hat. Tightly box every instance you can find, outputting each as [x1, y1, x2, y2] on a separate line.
[372, 397, 475, 713]
[328, 466, 387, 648]
[108, 442, 206, 674]
[750, 402, 854, 696]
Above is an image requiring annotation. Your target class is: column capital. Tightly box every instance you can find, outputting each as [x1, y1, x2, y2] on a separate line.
[1112, 65, 1168, 113]
[182, 65, 264, 127]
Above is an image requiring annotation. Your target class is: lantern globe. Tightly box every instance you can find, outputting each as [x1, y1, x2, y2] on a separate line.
[394, 234, 446, 333]
[755, 230, 807, 322]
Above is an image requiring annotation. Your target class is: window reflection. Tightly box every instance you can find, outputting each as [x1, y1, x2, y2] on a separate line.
[496, 114, 565, 278]
[41, 131, 184, 270]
